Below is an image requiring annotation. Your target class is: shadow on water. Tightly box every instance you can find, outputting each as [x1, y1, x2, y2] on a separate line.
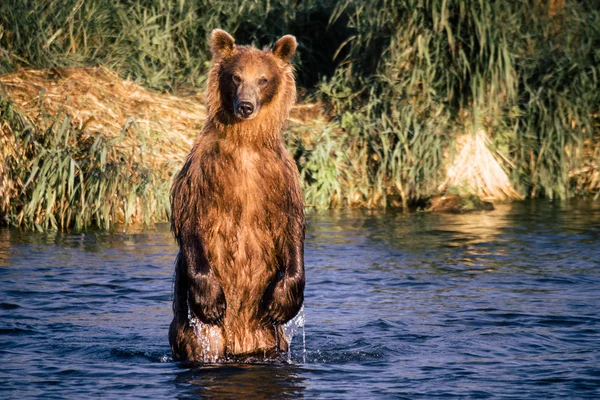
[173, 363, 306, 399]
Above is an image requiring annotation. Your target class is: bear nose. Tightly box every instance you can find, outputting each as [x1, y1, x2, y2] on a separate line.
[237, 102, 254, 118]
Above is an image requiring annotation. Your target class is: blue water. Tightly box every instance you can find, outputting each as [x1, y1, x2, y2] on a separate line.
[1, 200, 600, 398]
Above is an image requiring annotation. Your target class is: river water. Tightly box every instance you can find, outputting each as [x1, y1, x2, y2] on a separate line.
[1, 200, 599, 398]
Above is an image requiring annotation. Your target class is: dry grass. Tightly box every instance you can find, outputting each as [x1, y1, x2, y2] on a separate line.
[0, 67, 204, 166]
[0, 67, 213, 229]
[0, 67, 329, 165]
[567, 138, 600, 199]
[440, 129, 523, 202]
[1, 66, 525, 231]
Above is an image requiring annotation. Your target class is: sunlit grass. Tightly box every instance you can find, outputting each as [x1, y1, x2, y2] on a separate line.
[1, 0, 598, 229]
[321, 0, 599, 204]
[0, 95, 173, 230]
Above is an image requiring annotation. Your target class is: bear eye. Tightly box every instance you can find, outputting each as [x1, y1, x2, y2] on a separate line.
[232, 74, 242, 84]
[258, 77, 268, 86]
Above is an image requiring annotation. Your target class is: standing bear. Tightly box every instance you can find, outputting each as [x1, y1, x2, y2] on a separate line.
[169, 29, 305, 362]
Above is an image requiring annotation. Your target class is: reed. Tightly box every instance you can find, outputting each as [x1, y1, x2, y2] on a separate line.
[0, 95, 174, 230]
[507, 2, 600, 199]
[1, 0, 599, 229]
[321, 0, 599, 205]
[0, 0, 337, 88]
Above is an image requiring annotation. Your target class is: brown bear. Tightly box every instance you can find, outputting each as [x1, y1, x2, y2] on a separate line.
[169, 29, 305, 363]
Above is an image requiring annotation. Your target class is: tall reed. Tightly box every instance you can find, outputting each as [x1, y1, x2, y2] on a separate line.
[1, 0, 599, 229]
[0, 96, 172, 230]
[319, 0, 599, 204]
[0, 0, 338, 88]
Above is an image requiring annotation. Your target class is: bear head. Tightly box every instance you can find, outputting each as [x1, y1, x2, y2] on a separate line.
[206, 29, 297, 126]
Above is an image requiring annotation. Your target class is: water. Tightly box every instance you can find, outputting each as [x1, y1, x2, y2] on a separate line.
[1, 200, 599, 398]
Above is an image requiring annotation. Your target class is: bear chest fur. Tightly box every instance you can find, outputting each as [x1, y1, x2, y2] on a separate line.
[194, 140, 298, 313]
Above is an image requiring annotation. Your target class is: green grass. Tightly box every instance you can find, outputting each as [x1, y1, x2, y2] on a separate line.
[320, 0, 599, 204]
[1, 0, 599, 229]
[0, 96, 173, 230]
[0, 0, 338, 89]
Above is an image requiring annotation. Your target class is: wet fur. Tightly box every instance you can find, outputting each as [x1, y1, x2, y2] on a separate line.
[169, 30, 305, 362]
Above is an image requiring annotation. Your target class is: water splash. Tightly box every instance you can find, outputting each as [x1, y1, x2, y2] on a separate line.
[160, 355, 172, 363]
[187, 294, 222, 363]
[187, 292, 306, 364]
[283, 305, 307, 364]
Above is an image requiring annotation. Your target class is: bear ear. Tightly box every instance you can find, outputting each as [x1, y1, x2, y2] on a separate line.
[210, 29, 235, 58]
[273, 35, 297, 62]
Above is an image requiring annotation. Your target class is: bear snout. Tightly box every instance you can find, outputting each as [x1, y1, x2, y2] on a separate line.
[234, 97, 259, 120]
[236, 101, 255, 118]
[234, 84, 260, 120]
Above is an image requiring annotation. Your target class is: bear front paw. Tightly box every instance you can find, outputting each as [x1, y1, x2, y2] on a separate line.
[188, 276, 227, 325]
[259, 276, 304, 326]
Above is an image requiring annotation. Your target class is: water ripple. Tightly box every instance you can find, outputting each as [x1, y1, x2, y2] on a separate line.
[1, 200, 600, 398]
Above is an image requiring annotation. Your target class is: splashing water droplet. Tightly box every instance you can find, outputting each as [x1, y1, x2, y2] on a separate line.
[187, 292, 222, 363]
[160, 355, 173, 363]
[302, 318, 307, 364]
[186, 292, 305, 363]
[283, 305, 306, 364]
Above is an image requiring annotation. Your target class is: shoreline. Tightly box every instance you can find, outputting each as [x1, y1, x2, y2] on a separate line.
[0, 67, 595, 230]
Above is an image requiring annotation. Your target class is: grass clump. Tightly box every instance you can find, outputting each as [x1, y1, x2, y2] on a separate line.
[318, 0, 599, 204]
[0, 95, 172, 230]
[1, 0, 599, 229]
[0, 67, 207, 230]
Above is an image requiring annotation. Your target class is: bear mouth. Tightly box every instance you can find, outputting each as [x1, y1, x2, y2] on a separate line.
[235, 111, 259, 120]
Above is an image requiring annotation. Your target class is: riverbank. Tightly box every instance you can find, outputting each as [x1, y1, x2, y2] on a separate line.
[1, 0, 598, 229]
[1, 67, 525, 229]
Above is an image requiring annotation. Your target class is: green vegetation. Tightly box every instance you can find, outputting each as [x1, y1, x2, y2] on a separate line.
[0, 97, 171, 230]
[0, 0, 337, 88]
[1, 0, 599, 229]
[307, 0, 599, 206]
